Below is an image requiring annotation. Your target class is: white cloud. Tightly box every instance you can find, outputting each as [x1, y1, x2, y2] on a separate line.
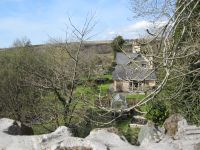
[103, 20, 168, 40]
[123, 20, 168, 32]
[123, 21, 151, 32]
[154, 21, 168, 28]
[108, 31, 116, 35]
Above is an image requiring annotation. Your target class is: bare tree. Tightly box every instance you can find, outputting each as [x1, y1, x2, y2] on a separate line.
[12, 37, 32, 47]
[21, 15, 96, 126]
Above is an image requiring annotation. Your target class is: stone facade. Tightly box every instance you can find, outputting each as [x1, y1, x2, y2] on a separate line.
[113, 80, 156, 92]
[112, 43, 156, 93]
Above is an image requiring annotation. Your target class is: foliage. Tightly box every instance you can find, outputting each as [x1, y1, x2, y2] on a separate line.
[130, 0, 200, 126]
[0, 47, 43, 124]
[145, 101, 169, 126]
[125, 127, 140, 145]
[100, 74, 112, 80]
[116, 118, 140, 145]
[171, 62, 200, 125]
[170, 0, 200, 125]
[111, 35, 125, 59]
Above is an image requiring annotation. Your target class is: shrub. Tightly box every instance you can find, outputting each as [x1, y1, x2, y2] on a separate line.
[145, 101, 169, 126]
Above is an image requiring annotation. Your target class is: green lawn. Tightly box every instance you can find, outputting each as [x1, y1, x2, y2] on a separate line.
[126, 94, 146, 100]
[100, 74, 112, 80]
[126, 94, 148, 112]
[76, 86, 95, 95]
[98, 83, 111, 95]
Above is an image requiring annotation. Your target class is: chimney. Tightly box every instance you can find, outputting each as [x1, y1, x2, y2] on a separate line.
[132, 41, 140, 53]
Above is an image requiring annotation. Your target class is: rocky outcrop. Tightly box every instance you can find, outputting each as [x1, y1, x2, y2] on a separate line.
[0, 118, 139, 150]
[1, 115, 200, 150]
[138, 114, 200, 150]
[163, 114, 187, 138]
[138, 121, 164, 146]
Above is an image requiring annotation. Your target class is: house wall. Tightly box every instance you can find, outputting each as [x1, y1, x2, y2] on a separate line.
[122, 81, 129, 92]
[145, 80, 156, 87]
[113, 80, 129, 92]
[114, 80, 156, 92]
[113, 80, 117, 91]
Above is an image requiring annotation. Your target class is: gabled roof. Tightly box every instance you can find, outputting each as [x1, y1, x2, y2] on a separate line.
[116, 52, 139, 65]
[112, 65, 156, 81]
[113, 52, 156, 81]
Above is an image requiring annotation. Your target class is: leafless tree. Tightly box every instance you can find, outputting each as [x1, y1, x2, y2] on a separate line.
[12, 37, 32, 47]
[21, 15, 97, 126]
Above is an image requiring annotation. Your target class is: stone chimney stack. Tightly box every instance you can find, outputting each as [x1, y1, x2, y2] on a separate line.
[132, 41, 140, 53]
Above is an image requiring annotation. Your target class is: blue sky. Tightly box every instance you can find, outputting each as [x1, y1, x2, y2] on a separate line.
[0, 0, 167, 48]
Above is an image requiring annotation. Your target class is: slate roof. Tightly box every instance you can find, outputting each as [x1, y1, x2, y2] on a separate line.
[116, 52, 140, 65]
[113, 52, 156, 81]
[112, 65, 156, 81]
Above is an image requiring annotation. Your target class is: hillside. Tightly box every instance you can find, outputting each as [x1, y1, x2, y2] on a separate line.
[0, 39, 134, 53]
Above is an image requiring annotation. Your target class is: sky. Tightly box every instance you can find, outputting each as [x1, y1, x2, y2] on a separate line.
[0, 0, 166, 48]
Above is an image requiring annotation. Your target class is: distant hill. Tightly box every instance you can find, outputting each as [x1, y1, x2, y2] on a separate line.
[0, 39, 135, 54]
[0, 39, 162, 55]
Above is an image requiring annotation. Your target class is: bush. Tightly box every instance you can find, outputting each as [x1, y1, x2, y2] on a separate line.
[145, 101, 169, 126]
[124, 127, 140, 145]
[115, 117, 140, 145]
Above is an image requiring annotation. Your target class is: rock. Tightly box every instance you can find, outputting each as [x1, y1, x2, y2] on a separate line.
[1, 115, 200, 150]
[6, 121, 21, 135]
[86, 127, 140, 150]
[163, 114, 187, 139]
[0, 118, 140, 150]
[55, 147, 93, 150]
[138, 121, 164, 146]
[5, 120, 34, 135]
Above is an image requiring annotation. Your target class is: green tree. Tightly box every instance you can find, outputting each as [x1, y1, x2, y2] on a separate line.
[0, 45, 42, 124]
[111, 35, 125, 59]
[145, 101, 169, 126]
[170, 0, 200, 124]
[129, 0, 200, 125]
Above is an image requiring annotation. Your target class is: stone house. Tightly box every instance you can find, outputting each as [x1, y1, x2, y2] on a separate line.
[112, 44, 156, 92]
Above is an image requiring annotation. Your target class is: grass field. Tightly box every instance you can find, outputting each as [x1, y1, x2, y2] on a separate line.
[126, 94, 146, 100]
[98, 83, 111, 95]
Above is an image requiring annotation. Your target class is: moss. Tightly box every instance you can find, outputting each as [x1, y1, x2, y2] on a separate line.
[32, 123, 56, 135]
[125, 127, 140, 145]
[115, 118, 140, 145]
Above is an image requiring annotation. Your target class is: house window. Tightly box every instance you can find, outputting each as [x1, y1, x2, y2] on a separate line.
[129, 81, 138, 90]
[142, 64, 146, 68]
[129, 81, 134, 91]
